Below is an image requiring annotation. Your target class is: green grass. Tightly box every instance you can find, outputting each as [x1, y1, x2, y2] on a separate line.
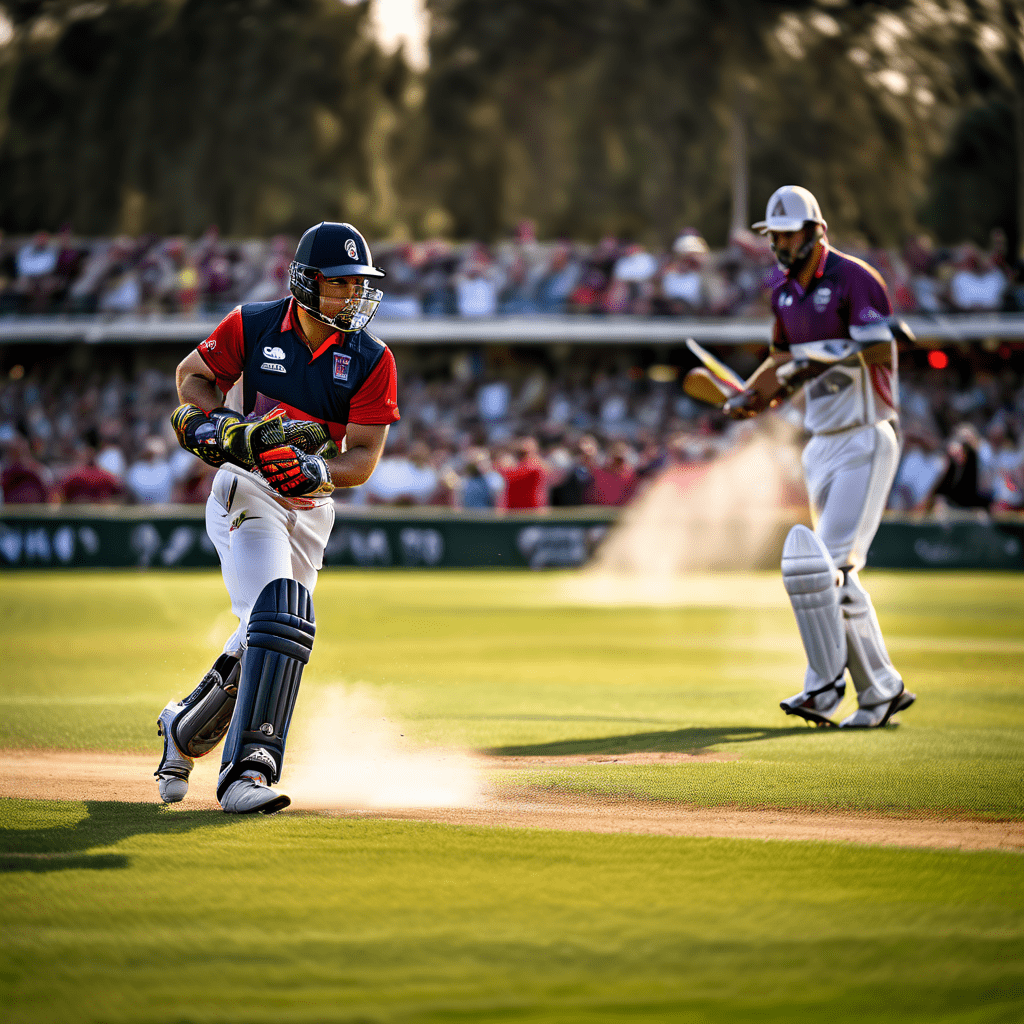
[3, 800, 1023, 1024]
[2, 571, 1022, 815]
[1, 570, 1023, 1022]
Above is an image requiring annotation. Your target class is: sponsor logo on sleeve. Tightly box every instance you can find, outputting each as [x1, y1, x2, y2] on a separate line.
[200, 337, 216, 351]
[334, 352, 351, 382]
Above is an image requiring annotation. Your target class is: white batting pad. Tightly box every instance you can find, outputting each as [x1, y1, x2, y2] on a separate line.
[840, 570, 903, 705]
[781, 525, 847, 689]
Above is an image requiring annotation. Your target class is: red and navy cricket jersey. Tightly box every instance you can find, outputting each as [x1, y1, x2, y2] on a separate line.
[196, 297, 399, 442]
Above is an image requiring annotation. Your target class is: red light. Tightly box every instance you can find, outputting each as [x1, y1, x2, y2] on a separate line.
[927, 350, 948, 369]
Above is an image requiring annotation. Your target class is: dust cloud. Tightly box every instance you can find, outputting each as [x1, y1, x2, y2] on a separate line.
[566, 416, 809, 605]
[285, 684, 486, 810]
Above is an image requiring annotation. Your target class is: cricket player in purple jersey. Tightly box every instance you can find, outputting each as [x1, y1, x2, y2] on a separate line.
[724, 186, 915, 729]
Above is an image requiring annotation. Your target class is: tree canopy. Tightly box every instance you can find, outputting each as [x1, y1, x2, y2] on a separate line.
[0, 0, 1019, 251]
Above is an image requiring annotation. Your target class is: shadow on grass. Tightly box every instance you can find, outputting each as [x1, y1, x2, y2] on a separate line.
[0, 800, 235, 873]
[487, 724, 824, 758]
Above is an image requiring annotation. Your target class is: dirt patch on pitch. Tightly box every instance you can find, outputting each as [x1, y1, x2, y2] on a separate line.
[2, 749, 1022, 852]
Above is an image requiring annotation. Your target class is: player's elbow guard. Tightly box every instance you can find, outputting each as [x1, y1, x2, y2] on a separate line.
[170, 403, 228, 467]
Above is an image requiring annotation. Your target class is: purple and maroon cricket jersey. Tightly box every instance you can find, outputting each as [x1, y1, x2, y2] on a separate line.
[769, 245, 893, 350]
[769, 245, 898, 430]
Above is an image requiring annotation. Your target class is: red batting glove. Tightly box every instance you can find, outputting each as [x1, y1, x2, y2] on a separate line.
[257, 445, 333, 498]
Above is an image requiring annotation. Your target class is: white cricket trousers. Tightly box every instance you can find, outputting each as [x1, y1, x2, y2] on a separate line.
[802, 420, 900, 571]
[206, 467, 335, 657]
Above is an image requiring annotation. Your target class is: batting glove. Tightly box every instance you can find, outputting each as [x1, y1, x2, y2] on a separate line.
[257, 445, 335, 498]
[282, 418, 340, 459]
[170, 404, 228, 467]
[214, 409, 288, 468]
[722, 389, 766, 420]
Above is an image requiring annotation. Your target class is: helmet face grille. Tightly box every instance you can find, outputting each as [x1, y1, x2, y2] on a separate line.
[288, 263, 382, 332]
[289, 263, 320, 311]
[330, 281, 383, 332]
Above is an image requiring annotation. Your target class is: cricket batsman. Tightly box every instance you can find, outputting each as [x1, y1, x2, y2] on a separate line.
[155, 221, 399, 812]
[720, 186, 915, 728]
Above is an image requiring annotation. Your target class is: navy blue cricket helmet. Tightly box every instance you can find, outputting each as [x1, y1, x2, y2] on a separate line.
[289, 221, 385, 332]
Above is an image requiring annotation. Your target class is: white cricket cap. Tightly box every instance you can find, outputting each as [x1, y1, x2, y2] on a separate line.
[752, 185, 828, 234]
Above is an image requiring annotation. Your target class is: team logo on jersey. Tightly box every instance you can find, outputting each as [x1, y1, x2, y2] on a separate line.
[812, 286, 832, 312]
[263, 345, 286, 360]
[260, 362, 286, 374]
[859, 307, 882, 321]
[345, 239, 358, 259]
[334, 352, 351, 381]
[779, 293, 794, 308]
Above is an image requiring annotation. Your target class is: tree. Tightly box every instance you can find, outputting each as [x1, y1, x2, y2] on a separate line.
[0, 0, 414, 235]
[417, 0, 1021, 247]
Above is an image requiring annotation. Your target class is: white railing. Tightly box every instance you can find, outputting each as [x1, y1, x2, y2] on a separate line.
[1, 312, 1023, 345]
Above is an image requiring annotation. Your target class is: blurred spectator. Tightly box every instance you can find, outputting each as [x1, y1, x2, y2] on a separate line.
[95, 420, 127, 480]
[173, 456, 216, 504]
[125, 436, 175, 504]
[363, 440, 441, 505]
[459, 447, 505, 508]
[244, 235, 293, 303]
[655, 232, 712, 314]
[377, 243, 423, 318]
[949, 244, 1008, 312]
[534, 242, 582, 314]
[928, 425, 988, 510]
[15, 232, 59, 312]
[579, 435, 637, 505]
[60, 444, 125, 504]
[419, 241, 457, 315]
[889, 431, 947, 512]
[454, 245, 503, 316]
[606, 243, 658, 314]
[1, 432, 54, 503]
[498, 437, 549, 509]
[979, 421, 1023, 513]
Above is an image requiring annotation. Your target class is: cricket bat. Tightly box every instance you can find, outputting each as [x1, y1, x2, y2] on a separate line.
[683, 338, 747, 407]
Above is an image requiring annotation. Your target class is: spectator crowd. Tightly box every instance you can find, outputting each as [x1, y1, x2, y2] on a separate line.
[1, 222, 1023, 320]
[2, 339, 1022, 517]
[2, 223, 1022, 515]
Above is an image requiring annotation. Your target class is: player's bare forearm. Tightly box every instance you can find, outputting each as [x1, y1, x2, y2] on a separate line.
[747, 351, 793, 403]
[176, 350, 222, 410]
[327, 423, 390, 487]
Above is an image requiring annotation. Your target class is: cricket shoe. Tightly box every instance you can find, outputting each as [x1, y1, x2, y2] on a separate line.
[155, 700, 194, 803]
[780, 678, 846, 728]
[220, 770, 290, 815]
[839, 686, 916, 729]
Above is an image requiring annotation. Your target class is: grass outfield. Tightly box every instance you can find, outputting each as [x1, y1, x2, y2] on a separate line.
[2, 569, 1023, 1023]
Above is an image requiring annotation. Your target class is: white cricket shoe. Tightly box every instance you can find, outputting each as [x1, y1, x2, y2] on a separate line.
[220, 770, 290, 815]
[155, 700, 194, 803]
[780, 678, 846, 728]
[839, 687, 916, 729]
